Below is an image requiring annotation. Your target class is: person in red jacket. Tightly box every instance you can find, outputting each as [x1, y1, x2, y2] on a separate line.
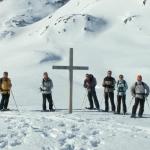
[84, 74, 100, 110]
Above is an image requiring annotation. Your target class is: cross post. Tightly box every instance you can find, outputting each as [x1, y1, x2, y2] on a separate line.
[52, 48, 89, 113]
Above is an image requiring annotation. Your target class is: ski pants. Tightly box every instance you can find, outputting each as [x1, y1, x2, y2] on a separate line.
[104, 92, 116, 112]
[117, 95, 127, 114]
[87, 90, 100, 109]
[42, 93, 53, 110]
[0, 93, 10, 110]
[132, 97, 145, 116]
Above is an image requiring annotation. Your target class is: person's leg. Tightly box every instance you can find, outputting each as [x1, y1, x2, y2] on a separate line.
[117, 95, 121, 114]
[0, 94, 5, 110]
[131, 98, 140, 117]
[104, 92, 109, 112]
[4, 94, 10, 109]
[92, 90, 100, 109]
[87, 91, 93, 109]
[138, 98, 145, 117]
[122, 95, 127, 114]
[109, 92, 116, 112]
[42, 94, 47, 111]
[47, 94, 53, 110]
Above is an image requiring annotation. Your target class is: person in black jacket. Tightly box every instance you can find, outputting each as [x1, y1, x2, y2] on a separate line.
[84, 74, 100, 110]
[102, 70, 116, 112]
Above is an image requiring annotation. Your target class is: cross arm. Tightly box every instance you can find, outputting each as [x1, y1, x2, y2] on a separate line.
[73, 66, 89, 70]
[52, 66, 70, 70]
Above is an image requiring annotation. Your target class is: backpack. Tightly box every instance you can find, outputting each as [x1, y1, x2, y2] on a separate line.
[133, 82, 145, 95]
[0, 78, 11, 91]
[135, 82, 144, 87]
[117, 80, 126, 92]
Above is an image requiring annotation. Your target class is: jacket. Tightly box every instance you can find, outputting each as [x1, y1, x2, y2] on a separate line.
[40, 78, 53, 94]
[102, 76, 116, 93]
[117, 80, 128, 96]
[0, 78, 12, 94]
[131, 81, 149, 99]
[84, 76, 97, 92]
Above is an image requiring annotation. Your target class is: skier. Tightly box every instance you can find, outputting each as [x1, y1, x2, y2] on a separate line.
[131, 75, 149, 118]
[40, 72, 54, 112]
[116, 74, 128, 115]
[102, 70, 116, 112]
[84, 74, 100, 110]
[0, 72, 12, 111]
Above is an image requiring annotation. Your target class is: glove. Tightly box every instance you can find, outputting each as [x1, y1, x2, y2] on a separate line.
[145, 94, 149, 98]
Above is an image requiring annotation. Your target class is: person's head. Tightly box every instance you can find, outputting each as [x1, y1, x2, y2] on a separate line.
[107, 70, 112, 77]
[43, 72, 48, 80]
[85, 73, 89, 79]
[119, 74, 124, 80]
[137, 75, 142, 82]
[3, 72, 8, 78]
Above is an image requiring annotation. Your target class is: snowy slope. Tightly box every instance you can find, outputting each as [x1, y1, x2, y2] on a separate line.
[0, 0, 150, 149]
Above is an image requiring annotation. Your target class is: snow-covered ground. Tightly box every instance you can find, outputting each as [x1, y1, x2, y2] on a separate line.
[1, 110, 150, 150]
[0, 0, 150, 149]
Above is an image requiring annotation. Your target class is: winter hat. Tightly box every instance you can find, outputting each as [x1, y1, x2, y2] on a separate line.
[137, 75, 142, 81]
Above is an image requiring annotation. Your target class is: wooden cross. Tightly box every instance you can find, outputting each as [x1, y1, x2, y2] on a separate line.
[52, 48, 89, 113]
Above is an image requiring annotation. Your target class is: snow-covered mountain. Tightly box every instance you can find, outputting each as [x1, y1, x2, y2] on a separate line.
[0, 0, 150, 149]
[1, 0, 150, 107]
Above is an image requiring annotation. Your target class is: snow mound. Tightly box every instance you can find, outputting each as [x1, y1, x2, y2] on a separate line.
[39, 52, 62, 64]
[0, 30, 15, 39]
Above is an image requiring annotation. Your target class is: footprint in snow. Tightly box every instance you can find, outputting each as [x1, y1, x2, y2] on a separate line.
[90, 138, 101, 147]
[41, 146, 51, 150]
[0, 140, 8, 149]
[60, 144, 75, 150]
[0, 134, 7, 138]
[58, 122, 65, 127]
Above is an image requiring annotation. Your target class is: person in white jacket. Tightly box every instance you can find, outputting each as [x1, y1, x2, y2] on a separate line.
[131, 75, 149, 118]
[40, 72, 54, 111]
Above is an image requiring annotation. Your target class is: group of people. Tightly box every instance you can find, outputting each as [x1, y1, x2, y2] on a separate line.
[0, 70, 149, 118]
[84, 70, 150, 118]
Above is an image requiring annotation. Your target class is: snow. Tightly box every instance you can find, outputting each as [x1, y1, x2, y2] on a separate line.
[0, 0, 150, 149]
[0, 110, 150, 150]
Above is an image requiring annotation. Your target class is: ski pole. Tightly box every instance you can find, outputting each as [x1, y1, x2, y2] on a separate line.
[81, 93, 86, 109]
[127, 97, 134, 110]
[53, 101, 56, 110]
[10, 89, 20, 112]
[146, 98, 150, 111]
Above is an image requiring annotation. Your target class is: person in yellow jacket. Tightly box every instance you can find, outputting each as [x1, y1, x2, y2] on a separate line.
[0, 72, 12, 110]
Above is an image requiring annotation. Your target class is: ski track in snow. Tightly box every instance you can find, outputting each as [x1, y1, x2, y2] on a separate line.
[0, 110, 150, 150]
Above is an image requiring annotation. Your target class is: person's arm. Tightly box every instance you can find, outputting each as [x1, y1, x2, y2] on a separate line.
[50, 79, 53, 89]
[102, 78, 106, 87]
[40, 80, 45, 91]
[131, 84, 135, 97]
[83, 80, 87, 88]
[144, 83, 149, 97]
[8, 78, 12, 90]
[113, 78, 116, 86]
[125, 81, 128, 90]
[112, 78, 116, 89]
[91, 78, 97, 88]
